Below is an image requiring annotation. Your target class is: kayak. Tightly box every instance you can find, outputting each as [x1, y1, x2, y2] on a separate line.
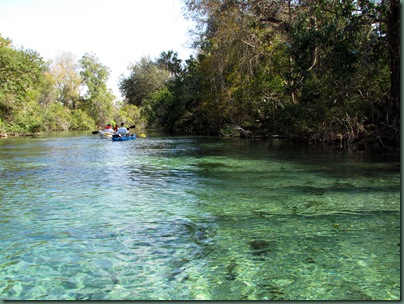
[112, 134, 137, 141]
[99, 131, 113, 139]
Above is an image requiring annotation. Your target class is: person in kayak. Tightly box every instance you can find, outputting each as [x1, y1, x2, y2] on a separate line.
[116, 123, 130, 137]
[103, 124, 114, 134]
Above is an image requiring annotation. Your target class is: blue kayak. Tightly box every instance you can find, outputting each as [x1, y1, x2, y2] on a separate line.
[112, 134, 136, 141]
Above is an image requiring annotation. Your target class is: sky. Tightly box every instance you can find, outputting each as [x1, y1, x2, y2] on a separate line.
[0, 0, 196, 99]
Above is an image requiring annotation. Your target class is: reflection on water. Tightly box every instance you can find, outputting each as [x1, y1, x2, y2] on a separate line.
[0, 132, 400, 300]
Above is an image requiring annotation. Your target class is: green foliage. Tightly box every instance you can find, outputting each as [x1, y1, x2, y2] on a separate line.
[0, 36, 46, 112]
[114, 103, 143, 129]
[12, 101, 44, 133]
[80, 53, 110, 95]
[0, 44, 46, 98]
[70, 109, 95, 130]
[156, 50, 183, 76]
[163, 0, 397, 148]
[0, 35, 120, 135]
[279, 0, 392, 142]
[50, 52, 81, 109]
[0, 117, 6, 134]
[133, 55, 210, 134]
[0, 36, 49, 134]
[119, 56, 171, 107]
[149, 87, 184, 132]
[79, 53, 116, 126]
[41, 102, 73, 131]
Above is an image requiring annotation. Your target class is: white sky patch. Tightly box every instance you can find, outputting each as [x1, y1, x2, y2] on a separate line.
[0, 0, 195, 99]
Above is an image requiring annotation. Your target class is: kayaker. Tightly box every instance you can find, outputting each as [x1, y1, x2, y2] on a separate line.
[116, 123, 129, 137]
[103, 124, 114, 134]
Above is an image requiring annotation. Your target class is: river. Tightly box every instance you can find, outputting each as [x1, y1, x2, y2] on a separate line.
[0, 131, 400, 300]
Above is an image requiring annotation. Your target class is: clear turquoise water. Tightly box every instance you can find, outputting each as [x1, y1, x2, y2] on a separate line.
[0, 132, 400, 300]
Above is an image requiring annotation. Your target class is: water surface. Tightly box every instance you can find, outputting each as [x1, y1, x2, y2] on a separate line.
[0, 132, 400, 300]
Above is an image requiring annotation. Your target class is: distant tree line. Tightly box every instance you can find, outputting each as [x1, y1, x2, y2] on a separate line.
[0, 35, 142, 135]
[120, 0, 399, 150]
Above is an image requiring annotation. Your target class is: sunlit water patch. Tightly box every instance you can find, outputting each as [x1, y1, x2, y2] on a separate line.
[0, 133, 400, 300]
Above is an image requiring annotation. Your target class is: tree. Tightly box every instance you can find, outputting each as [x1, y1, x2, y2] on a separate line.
[183, 0, 291, 133]
[119, 56, 171, 107]
[0, 34, 48, 132]
[79, 53, 115, 125]
[179, 0, 397, 148]
[156, 50, 183, 77]
[50, 52, 81, 109]
[0, 35, 46, 101]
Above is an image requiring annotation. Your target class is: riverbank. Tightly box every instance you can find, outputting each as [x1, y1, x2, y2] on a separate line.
[218, 124, 400, 155]
[1, 126, 399, 161]
[0, 132, 41, 138]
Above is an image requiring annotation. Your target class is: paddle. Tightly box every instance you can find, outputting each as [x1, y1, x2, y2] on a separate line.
[92, 125, 137, 134]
